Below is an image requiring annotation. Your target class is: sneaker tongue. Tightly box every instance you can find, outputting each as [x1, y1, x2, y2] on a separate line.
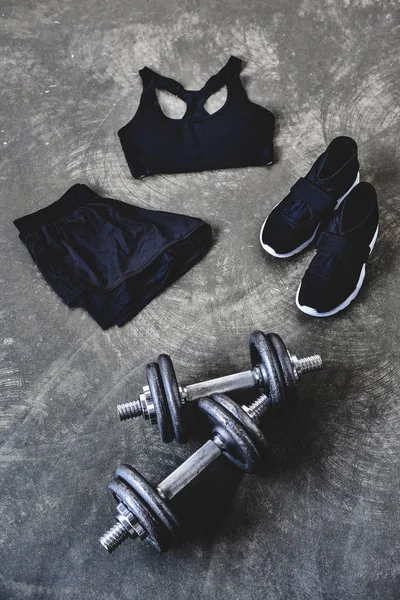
[310, 210, 344, 278]
[314, 158, 337, 196]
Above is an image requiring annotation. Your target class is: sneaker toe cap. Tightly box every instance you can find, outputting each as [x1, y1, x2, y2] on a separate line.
[297, 272, 348, 314]
[261, 208, 305, 255]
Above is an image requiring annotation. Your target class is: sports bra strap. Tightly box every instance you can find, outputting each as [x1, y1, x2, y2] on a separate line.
[139, 66, 185, 98]
[202, 56, 242, 97]
[139, 55, 242, 100]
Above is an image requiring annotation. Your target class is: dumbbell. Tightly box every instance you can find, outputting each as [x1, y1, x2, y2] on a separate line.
[100, 390, 274, 553]
[117, 331, 322, 443]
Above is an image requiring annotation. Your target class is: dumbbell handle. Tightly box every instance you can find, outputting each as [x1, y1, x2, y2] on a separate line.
[184, 369, 260, 402]
[157, 439, 222, 500]
[156, 390, 271, 501]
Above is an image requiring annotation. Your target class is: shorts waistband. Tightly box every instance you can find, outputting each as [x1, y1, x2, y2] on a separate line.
[13, 184, 99, 237]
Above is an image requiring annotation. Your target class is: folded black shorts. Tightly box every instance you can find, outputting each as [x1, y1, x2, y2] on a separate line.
[14, 184, 212, 329]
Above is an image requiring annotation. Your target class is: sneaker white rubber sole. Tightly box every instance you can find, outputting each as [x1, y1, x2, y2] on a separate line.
[260, 172, 360, 258]
[296, 223, 379, 317]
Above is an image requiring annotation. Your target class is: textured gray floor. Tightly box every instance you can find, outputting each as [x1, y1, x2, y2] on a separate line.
[1, 1, 400, 599]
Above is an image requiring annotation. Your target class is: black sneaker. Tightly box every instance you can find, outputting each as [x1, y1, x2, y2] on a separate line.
[296, 182, 379, 317]
[260, 136, 360, 257]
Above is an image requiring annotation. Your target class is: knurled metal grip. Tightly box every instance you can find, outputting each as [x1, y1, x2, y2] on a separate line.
[116, 331, 322, 444]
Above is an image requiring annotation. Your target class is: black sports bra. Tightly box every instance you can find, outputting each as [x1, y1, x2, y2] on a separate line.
[118, 56, 275, 179]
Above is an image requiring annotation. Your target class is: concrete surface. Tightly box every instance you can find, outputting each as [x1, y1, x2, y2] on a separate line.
[1, 1, 400, 599]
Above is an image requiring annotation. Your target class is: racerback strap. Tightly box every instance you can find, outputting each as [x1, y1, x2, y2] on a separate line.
[139, 56, 243, 118]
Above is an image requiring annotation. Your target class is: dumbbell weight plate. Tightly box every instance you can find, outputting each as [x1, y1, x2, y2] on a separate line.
[116, 464, 181, 544]
[158, 354, 186, 444]
[197, 396, 262, 473]
[145, 362, 174, 443]
[249, 331, 286, 405]
[108, 478, 170, 551]
[266, 333, 297, 407]
[210, 393, 267, 459]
